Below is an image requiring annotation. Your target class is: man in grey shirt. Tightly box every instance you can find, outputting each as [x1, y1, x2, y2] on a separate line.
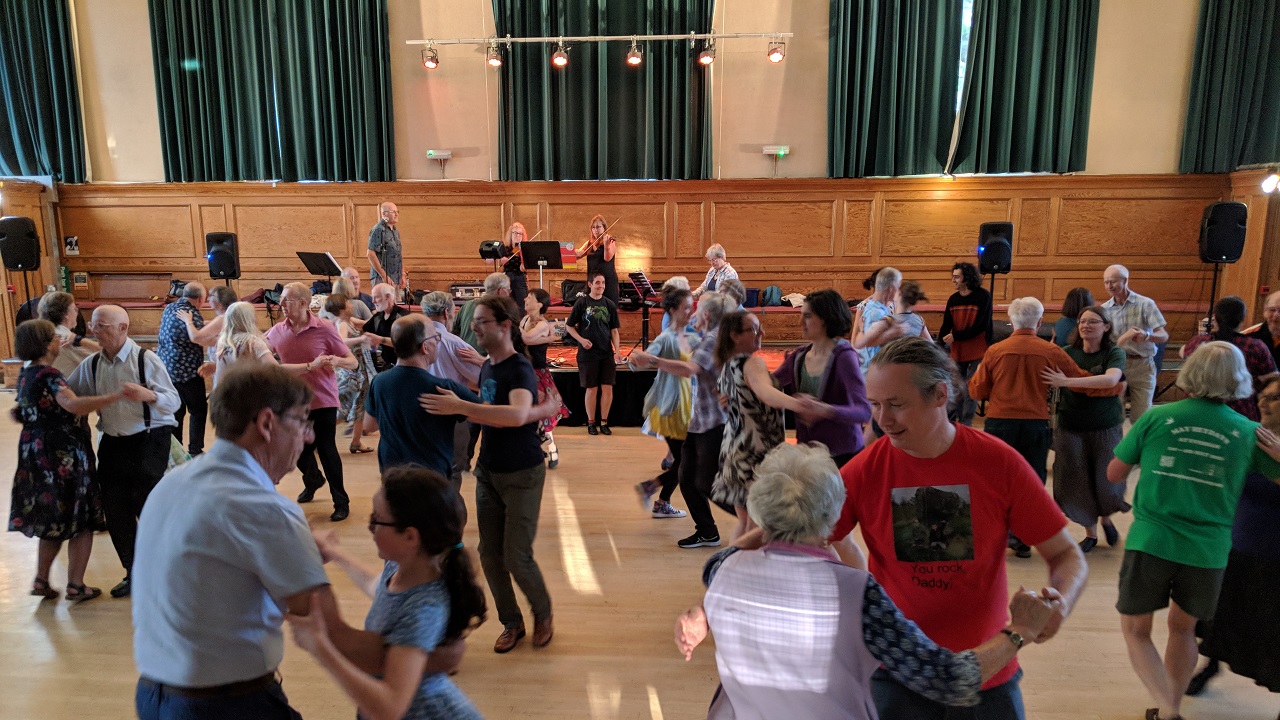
[67, 304, 181, 599]
[367, 201, 404, 290]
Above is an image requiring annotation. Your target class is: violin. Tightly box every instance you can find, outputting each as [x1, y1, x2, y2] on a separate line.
[582, 217, 622, 256]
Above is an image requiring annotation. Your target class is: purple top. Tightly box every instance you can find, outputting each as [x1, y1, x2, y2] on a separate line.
[773, 340, 872, 456]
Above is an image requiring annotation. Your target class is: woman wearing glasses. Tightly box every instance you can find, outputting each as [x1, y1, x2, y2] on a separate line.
[1040, 305, 1127, 552]
[576, 215, 619, 306]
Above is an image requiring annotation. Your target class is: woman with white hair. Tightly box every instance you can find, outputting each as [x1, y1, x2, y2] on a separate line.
[1108, 341, 1280, 720]
[212, 302, 276, 387]
[676, 443, 1057, 718]
[691, 244, 737, 298]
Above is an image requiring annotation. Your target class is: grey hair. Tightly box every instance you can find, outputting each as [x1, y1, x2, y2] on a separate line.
[283, 282, 312, 303]
[183, 281, 206, 300]
[719, 278, 747, 306]
[869, 336, 958, 404]
[1177, 340, 1252, 401]
[420, 290, 453, 318]
[662, 276, 691, 291]
[208, 285, 238, 310]
[1007, 297, 1044, 330]
[747, 443, 847, 543]
[874, 267, 902, 292]
[695, 292, 737, 332]
[332, 277, 357, 299]
[705, 243, 727, 260]
[484, 272, 510, 293]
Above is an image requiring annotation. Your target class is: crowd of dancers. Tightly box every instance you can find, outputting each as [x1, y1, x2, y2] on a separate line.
[8, 237, 1280, 718]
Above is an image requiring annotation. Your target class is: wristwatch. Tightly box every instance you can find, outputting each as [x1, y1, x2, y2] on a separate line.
[1001, 628, 1026, 650]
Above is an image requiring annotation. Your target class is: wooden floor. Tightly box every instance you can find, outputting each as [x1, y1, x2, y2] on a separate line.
[1, 396, 1277, 720]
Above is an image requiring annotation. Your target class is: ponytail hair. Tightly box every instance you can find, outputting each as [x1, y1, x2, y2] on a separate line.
[381, 467, 487, 642]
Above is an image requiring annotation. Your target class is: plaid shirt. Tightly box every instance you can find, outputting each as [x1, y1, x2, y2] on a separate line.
[687, 331, 727, 434]
[1102, 290, 1166, 358]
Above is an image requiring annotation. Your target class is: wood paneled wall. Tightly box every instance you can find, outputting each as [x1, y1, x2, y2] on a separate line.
[55, 174, 1262, 344]
[0, 181, 57, 358]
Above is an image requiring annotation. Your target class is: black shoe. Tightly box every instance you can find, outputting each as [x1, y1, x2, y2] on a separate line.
[678, 533, 722, 549]
[1186, 658, 1219, 696]
[587, 423, 599, 436]
[1103, 522, 1121, 546]
[1078, 537, 1098, 553]
[1010, 538, 1032, 558]
[599, 423, 612, 436]
[110, 577, 131, 598]
[330, 506, 350, 522]
[297, 487, 316, 503]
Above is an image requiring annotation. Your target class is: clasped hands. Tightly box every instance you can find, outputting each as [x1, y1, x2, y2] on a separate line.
[1010, 585, 1066, 644]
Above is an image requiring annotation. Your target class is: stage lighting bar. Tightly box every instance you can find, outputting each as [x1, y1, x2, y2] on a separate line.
[408, 32, 792, 71]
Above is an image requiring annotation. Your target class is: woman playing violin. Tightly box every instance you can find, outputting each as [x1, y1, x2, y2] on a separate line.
[502, 222, 530, 307]
[577, 215, 619, 306]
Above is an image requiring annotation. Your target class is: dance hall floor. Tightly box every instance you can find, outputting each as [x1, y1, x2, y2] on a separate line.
[0, 396, 1276, 719]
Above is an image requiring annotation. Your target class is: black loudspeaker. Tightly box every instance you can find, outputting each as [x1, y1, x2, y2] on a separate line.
[205, 232, 240, 279]
[0, 216, 41, 271]
[1199, 202, 1247, 263]
[977, 222, 1013, 275]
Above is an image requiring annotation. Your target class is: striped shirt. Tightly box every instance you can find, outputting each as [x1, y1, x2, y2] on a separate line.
[1102, 290, 1166, 358]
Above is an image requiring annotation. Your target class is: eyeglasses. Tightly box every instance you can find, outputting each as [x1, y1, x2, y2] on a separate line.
[422, 334, 441, 343]
[1077, 319, 1106, 326]
[280, 297, 307, 306]
[283, 412, 314, 434]
[368, 515, 397, 534]
[87, 321, 116, 329]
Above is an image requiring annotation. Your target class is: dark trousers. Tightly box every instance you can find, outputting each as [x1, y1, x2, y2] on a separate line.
[475, 462, 552, 629]
[656, 438, 684, 502]
[136, 677, 302, 720]
[950, 359, 983, 426]
[984, 418, 1051, 483]
[297, 408, 347, 508]
[453, 421, 479, 478]
[679, 425, 732, 538]
[99, 431, 168, 574]
[172, 375, 208, 455]
[871, 667, 1024, 719]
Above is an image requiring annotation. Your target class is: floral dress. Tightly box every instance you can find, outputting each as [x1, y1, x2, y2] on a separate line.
[713, 354, 784, 507]
[8, 365, 105, 540]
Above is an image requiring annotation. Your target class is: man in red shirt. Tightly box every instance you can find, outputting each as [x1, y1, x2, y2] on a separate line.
[832, 337, 1088, 719]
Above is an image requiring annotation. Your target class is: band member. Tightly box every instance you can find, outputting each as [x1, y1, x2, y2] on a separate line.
[576, 215, 619, 306]
[502, 222, 530, 308]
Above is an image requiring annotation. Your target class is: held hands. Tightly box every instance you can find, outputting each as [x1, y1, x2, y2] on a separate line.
[1006, 585, 1058, 643]
[675, 606, 709, 661]
[120, 382, 154, 403]
[197, 362, 216, 379]
[285, 592, 332, 656]
[793, 394, 830, 426]
[311, 528, 340, 563]
[362, 332, 386, 347]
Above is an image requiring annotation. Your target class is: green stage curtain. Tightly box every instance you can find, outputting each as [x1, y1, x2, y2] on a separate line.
[947, 0, 1098, 174]
[1180, 0, 1280, 173]
[828, 0, 962, 178]
[0, 0, 85, 183]
[492, 0, 713, 181]
[150, 0, 394, 182]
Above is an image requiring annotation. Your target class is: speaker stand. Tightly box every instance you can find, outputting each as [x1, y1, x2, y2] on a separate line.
[1205, 261, 1221, 332]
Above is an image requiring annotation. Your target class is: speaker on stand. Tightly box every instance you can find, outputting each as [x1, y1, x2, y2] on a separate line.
[1198, 201, 1247, 331]
[977, 221, 1014, 299]
[0, 216, 42, 325]
[205, 232, 241, 285]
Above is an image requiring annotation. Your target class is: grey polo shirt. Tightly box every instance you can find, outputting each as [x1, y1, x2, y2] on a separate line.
[66, 338, 180, 436]
[132, 440, 329, 687]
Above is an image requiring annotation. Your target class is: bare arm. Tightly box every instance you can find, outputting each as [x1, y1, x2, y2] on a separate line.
[312, 530, 379, 598]
[831, 534, 867, 570]
[565, 325, 591, 348]
[1041, 366, 1122, 390]
[1030, 529, 1088, 642]
[1107, 457, 1133, 484]
[603, 237, 616, 262]
[56, 387, 125, 416]
[742, 355, 807, 413]
[188, 315, 223, 347]
[630, 349, 698, 378]
[611, 328, 621, 359]
[366, 249, 386, 281]
[420, 387, 555, 427]
[285, 585, 385, 676]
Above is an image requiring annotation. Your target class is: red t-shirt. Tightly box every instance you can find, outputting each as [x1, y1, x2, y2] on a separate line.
[832, 424, 1066, 688]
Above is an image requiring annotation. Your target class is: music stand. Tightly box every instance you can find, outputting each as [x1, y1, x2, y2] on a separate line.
[628, 270, 657, 351]
[521, 241, 563, 289]
[297, 251, 343, 285]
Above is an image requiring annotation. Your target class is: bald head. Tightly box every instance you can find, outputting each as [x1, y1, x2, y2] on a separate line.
[183, 282, 207, 302]
[1103, 265, 1131, 301]
[90, 304, 130, 356]
[391, 314, 438, 366]
[379, 202, 399, 227]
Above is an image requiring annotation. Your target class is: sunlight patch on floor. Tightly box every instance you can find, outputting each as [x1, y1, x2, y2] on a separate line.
[550, 475, 602, 595]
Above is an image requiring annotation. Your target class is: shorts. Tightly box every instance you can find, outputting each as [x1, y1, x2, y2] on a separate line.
[1116, 549, 1226, 620]
[578, 356, 616, 388]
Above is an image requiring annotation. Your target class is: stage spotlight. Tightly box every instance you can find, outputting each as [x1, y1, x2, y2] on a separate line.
[767, 41, 785, 63]
[698, 41, 715, 66]
[551, 42, 569, 68]
[421, 47, 439, 70]
[626, 39, 643, 66]
[1263, 173, 1280, 194]
[486, 42, 502, 68]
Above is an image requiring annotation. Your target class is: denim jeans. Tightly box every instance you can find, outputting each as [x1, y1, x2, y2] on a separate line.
[871, 667, 1025, 720]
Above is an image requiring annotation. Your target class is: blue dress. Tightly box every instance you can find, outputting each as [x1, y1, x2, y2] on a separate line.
[364, 562, 484, 719]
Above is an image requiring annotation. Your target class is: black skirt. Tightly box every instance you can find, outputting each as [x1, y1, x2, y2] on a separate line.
[1199, 549, 1280, 692]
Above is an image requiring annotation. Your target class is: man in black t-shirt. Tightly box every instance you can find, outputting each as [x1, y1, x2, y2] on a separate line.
[420, 295, 562, 655]
[363, 282, 409, 371]
[566, 273, 621, 435]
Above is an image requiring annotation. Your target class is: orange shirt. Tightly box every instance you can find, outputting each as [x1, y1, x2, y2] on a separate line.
[968, 329, 1111, 420]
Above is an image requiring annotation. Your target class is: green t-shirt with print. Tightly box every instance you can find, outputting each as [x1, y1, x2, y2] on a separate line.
[1114, 397, 1280, 568]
